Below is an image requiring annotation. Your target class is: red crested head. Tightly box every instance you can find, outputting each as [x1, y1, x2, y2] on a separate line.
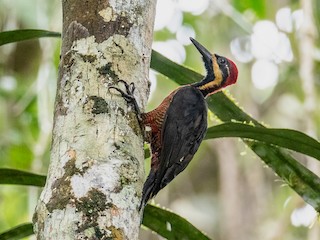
[224, 58, 238, 87]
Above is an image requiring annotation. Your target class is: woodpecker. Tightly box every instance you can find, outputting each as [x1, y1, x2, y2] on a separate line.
[110, 38, 238, 210]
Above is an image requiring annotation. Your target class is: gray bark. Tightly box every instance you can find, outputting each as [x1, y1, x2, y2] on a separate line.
[33, 0, 156, 239]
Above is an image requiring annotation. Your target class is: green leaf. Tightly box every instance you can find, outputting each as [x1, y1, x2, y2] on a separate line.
[0, 169, 46, 187]
[142, 204, 211, 240]
[0, 29, 61, 46]
[248, 141, 320, 210]
[0, 223, 33, 240]
[150, 50, 320, 212]
[205, 122, 320, 161]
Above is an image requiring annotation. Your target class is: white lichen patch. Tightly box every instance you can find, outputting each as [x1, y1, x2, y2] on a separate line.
[44, 205, 83, 239]
[107, 187, 141, 239]
[83, 227, 97, 238]
[73, 36, 99, 56]
[97, 215, 112, 233]
[99, 7, 117, 22]
[108, 0, 156, 58]
[110, 186, 139, 209]
[109, 0, 144, 23]
[38, 186, 53, 205]
[70, 174, 91, 198]
[71, 164, 120, 198]
[110, 35, 140, 78]
[72, 34, 141, 89]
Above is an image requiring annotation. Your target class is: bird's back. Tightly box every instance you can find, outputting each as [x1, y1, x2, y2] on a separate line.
[141, 86, 208, 207]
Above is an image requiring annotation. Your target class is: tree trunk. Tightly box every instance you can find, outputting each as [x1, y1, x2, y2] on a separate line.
[33, 1, 156, 239]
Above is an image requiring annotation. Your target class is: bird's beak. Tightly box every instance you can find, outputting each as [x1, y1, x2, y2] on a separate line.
[190, 37, 212, 65]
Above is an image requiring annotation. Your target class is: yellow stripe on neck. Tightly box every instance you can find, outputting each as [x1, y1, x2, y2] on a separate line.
[199, 55, 223, 91]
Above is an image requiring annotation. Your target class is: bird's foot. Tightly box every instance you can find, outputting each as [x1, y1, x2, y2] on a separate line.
[109, 80, 142, 122]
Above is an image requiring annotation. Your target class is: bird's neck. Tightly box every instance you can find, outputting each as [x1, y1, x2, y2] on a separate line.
[191, 75, 222, 98]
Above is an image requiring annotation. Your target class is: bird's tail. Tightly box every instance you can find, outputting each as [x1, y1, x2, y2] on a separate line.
[139, 170, 157, 211]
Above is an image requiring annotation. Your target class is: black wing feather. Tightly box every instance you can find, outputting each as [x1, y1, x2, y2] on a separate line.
[152, 86, 207, 198]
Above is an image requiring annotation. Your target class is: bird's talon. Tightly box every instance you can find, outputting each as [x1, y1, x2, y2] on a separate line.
[109, 80, 136, 100]
[109, 81, 142, 122]
[115, 80, 135, 96]
[129, 82, 135, 93]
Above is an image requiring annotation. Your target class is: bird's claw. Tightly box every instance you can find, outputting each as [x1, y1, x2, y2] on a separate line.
[108, 80, 142, 118]
[109, 80, 136, 102]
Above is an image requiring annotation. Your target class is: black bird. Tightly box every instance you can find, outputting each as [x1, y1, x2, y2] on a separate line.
[110, 37, 238, 209]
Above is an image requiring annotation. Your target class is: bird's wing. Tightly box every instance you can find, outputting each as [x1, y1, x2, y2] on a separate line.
[153, 86, 208, 195]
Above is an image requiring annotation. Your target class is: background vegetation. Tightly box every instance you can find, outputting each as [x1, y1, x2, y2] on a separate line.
[0, 0, 319, 239]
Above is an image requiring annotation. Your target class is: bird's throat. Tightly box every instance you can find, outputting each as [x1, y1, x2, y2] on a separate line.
[192, 76, 223, 98]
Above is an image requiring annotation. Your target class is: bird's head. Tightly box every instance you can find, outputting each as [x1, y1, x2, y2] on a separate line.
[190, 37, 238, 97]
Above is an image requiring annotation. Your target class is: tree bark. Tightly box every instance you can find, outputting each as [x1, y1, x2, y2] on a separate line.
[33, 0, 156, 239]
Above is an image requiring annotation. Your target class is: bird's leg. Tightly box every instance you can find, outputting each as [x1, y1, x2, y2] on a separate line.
[109, 80, 144, 128]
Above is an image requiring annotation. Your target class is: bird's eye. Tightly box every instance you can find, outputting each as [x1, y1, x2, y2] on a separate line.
[218, 58, 226, 64]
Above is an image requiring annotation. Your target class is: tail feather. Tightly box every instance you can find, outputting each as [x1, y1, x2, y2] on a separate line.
[139, 170, 157, 210]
